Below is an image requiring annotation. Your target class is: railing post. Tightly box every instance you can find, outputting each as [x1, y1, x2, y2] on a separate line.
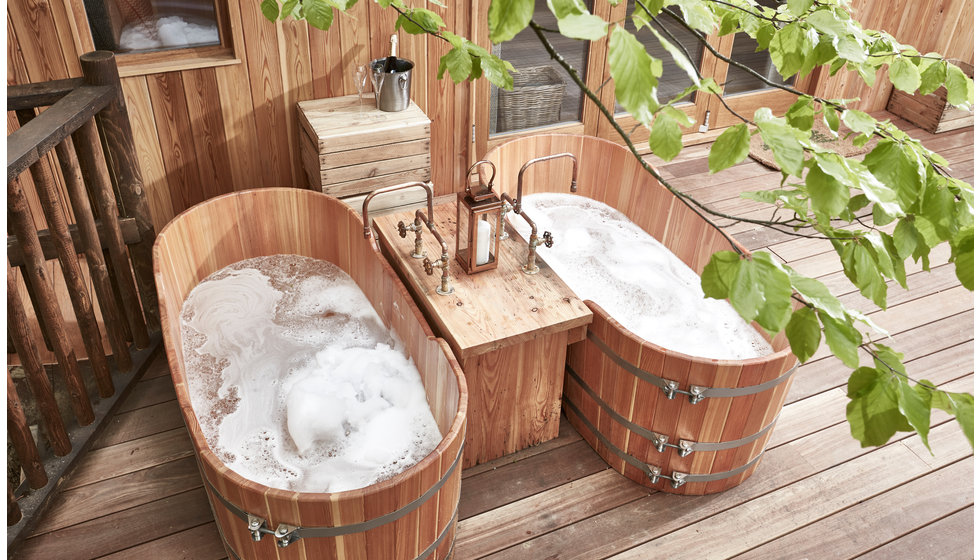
[79, 51, 159, 332]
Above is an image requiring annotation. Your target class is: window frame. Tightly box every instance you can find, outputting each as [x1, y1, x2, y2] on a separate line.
[65, 0, 243, 77]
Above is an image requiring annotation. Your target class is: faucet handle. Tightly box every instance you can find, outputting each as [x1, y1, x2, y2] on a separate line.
[423, 256, 434, 276]
[397, 220, 409, 238]
[542, 231, 554, 248]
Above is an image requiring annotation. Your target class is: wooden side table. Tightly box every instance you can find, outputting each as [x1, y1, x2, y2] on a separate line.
[297, 94, 431, 197]
[374, 203, 592, 468]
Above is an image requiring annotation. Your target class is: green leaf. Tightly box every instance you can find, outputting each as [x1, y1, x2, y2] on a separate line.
[823, 107, 840, 132]
[609, 25, 661, 126]
[841, 109, 876, 135]
[786, 306, 821, 363]
[951, 227, 973, 290]
[261, 0, 280, 21]
[789, 271, 846, 320]
[785, 96, 815, 131]
[893, 218, 919, 260]
[846, 368, 913, 447]
[730, 253, 765, 323]
[674, 0, 715, 34]
[718, 9, 741, 36]
[896, 381, 932, 449]
[819, 310, 862, 367]
[649, 111, 683, 162]
[649, 28, 700, 86]
[918, 57, 947, 95]
[630, 0, 664, 26]
[788, 0, 814, 17]
[303, 0, 334, 30]
[945, 62, 973, 108]
[755, 108, 805, 177]
[547, 0, 585, 18]
[475, 49, 514, 90]
[769, 22, 806, 79]
[841, 242, 888, 309]
[708, 124, 751, 173]
[889, 56, 921, 94]
[948, 393, 974, 446]
[746, 252, 794, 333]
[489, 0, 534, 43]
[836, 36, 867, 64]
[396, 8, 444, 34]
[806, 162, 849, 216]
[805, 9, 848, 37]
[556, 12, 609, 40]
[863, 140, 925, 211]
[280, 0, 299, 20]
[701, 251, 741, 299]
[438, 47, 473, 83]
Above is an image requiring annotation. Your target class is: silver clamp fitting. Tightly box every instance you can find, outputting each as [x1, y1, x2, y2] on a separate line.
[652, 432, 670, 453]
[661, 380, 679, 400]
[677, 440, 695, 458]
[646, 465, 689, 488]
[688, 385, 707, 404]
[275, 524, 300, 548]
[247, 514, 268, 542]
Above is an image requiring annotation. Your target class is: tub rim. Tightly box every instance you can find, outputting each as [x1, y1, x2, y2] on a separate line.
[153, 187, 469, 504]
[486, 134, 797, 369]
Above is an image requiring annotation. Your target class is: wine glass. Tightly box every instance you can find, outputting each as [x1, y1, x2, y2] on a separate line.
[352, 63, 369, 112]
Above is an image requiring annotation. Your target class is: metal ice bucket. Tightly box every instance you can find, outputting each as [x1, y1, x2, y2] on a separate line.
[371, 57, 413, 112]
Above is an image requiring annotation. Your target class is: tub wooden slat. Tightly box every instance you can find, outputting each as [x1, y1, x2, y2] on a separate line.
[486, 135, 799, 495]
[154, 188, 467, 559]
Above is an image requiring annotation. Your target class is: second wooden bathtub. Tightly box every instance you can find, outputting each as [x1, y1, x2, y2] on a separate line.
[485, 135, 798, 495]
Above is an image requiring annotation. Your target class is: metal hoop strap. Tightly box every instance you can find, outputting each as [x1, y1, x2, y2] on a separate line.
[563, 397, 763, 488]
[565, 365, 780, 456]
[205, 441, 463, 548]
[586, 330, 798, 403]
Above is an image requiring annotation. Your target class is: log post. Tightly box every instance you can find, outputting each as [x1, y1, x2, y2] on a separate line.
[72, 119, 149, 349]
[29, 155, 114, 397]
[79, 50, 159, 332]
[7, 373, 47, 489]
[8, 175, 94, 425]
[7, 260, 72, 456]
[55, 135, 132, 373]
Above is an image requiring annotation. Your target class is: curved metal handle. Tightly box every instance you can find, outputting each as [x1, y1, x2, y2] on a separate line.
[465, 160, 497, 199]
[397, 220, 408, 238]
[362, 181, 434, 238]
[542, 231, 554, 248]
[423, 256, 434, 276]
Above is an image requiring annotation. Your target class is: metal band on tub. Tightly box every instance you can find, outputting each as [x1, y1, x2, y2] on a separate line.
[585, 330, 798, 403]
[204, 440, 463, 552]
[565, 364, 780, 457]
[563, 397, 764, 489]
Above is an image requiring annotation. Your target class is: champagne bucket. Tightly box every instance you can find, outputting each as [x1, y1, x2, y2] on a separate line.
[371, 57, 414, 112]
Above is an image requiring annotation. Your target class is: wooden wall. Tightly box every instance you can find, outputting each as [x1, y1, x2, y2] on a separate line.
[7, 0, 473, 233]
[6, 0, 974, 234]
[813, 0, 974, 110]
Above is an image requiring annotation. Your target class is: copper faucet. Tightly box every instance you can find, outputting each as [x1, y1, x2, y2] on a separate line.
[362, 181, 452, 295]
[513, 153, 578, 214]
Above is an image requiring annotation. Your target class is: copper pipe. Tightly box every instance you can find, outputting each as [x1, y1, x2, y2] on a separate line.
[362, 181, 434, 238]
[514, 153, 578, 213]
[502, 192, 552, 275]
[416, 209, 453, 295]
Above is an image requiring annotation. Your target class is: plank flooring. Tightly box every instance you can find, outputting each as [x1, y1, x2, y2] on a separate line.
[9, 114, 973, 559]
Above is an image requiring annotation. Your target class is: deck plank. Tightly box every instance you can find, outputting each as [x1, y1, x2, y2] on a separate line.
[94, 523, 227, 560]
[854, 506, 975, 560]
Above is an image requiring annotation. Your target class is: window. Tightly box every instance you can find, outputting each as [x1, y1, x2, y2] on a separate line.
[78, 0, 239, 75]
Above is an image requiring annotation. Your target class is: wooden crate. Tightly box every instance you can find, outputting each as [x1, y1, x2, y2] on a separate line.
[298, 94, 432, 199]
[887, 61, 974, 133]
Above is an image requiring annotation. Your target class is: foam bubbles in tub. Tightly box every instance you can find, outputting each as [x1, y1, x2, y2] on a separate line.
[507, 194, 772, 360]
[180, 255, 442, 493]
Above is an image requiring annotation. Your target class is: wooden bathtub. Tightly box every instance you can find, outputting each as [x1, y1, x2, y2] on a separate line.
[485, 135, 798, 495]
[153, 188, 467, 558]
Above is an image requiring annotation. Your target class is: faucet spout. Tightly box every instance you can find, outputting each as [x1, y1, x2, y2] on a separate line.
[515, 153, 578, 213]
[501, 192, 552, 275]
[362, 181, 434, 238]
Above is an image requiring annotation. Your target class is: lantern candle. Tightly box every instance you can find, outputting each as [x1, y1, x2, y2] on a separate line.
[476, 219, 491, 266]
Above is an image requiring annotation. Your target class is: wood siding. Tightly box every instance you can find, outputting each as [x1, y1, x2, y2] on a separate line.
[6, 0, 974, 230]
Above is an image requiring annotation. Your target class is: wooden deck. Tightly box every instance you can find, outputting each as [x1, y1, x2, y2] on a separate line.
[10, 114, 974, 559]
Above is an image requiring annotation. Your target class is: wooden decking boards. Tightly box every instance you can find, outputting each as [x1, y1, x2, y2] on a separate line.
[10, 115, 973, 559]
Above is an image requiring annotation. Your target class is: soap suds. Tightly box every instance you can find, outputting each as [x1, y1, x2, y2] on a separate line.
[180, 255, 442, 493]
[119, 16, 219, 51]
[508, 193, 772, 360]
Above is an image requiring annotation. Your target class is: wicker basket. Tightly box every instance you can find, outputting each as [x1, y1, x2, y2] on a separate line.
[496, 66, 565, 132]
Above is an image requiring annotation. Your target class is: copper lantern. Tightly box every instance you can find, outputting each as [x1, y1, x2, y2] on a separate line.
[456, 160, 503, 274]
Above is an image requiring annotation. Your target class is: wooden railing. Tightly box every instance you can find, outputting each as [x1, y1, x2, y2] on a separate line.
[6, 51, 160, 547]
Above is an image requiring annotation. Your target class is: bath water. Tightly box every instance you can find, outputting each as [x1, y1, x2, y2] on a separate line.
[180, 254, 442, 493]
[508, 193, 773, 360]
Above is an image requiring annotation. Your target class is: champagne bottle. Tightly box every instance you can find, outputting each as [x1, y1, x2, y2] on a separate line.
[382, 34, 398, 73]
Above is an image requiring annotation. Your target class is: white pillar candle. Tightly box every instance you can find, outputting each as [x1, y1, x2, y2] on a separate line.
[475, 219, 492, 266]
